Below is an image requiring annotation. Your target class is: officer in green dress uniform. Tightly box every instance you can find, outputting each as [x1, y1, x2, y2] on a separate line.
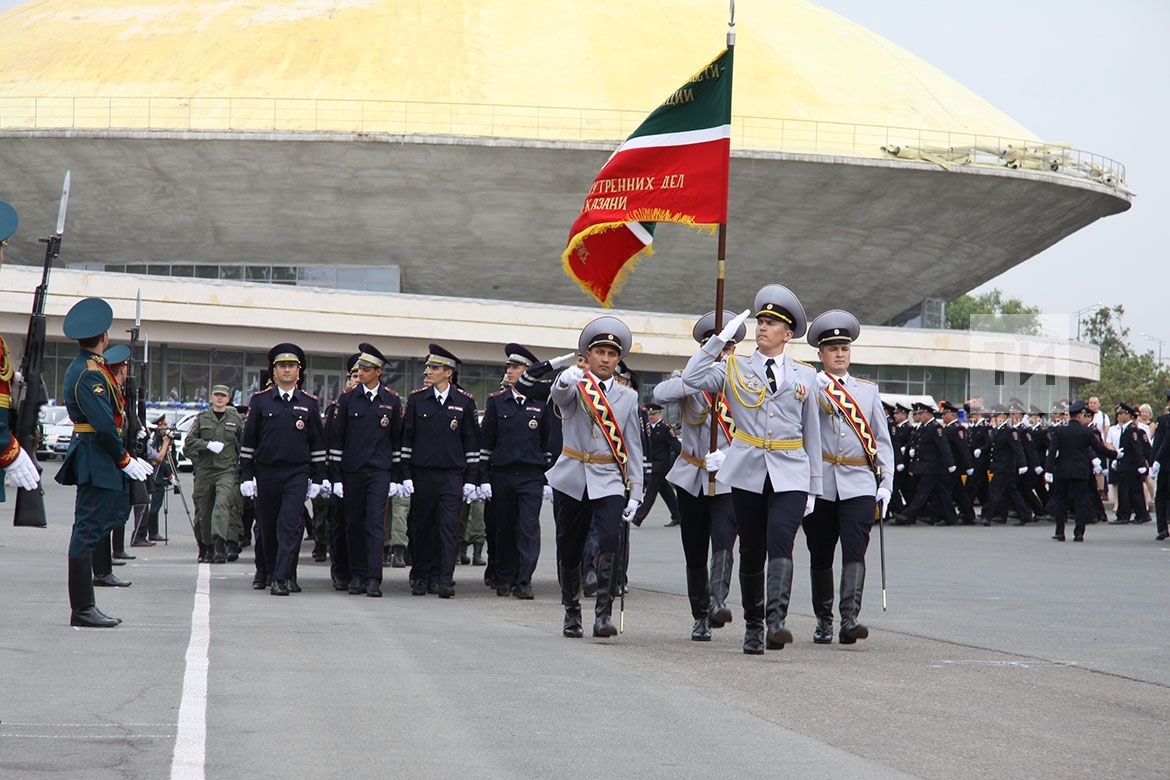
[55, 298, 153, 627]
[185, 384, 245, 564]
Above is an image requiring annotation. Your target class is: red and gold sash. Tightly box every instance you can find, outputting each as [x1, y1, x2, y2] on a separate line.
[577, 374, 628, 482]
[822, 376, 878, 469]
[704, 391, 735, 443]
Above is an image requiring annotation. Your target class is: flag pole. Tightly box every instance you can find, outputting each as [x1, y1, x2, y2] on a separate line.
[709, 3, 735, 497]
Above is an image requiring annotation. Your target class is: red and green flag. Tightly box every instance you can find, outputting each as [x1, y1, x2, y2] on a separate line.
[561, 47, 734, 307]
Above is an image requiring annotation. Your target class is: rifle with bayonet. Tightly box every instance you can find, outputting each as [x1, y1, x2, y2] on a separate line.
[12, 172, 70, 528]
[122, 290, 154, 506]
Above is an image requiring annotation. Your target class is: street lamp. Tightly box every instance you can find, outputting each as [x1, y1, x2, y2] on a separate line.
[1073, 303, 1103, 341]
[1142, 332, 1166, 364]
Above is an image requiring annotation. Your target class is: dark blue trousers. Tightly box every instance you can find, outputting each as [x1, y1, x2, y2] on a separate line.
[805, 494, 875, 570]
[255, 466, 309, 581]
[70, 483, 130, 557]
[409, 468, 462, 586]
[676, 489, 736, 570]
[731, 480, 805, 574]
[490, 467, 544, 588]
[342, 469, 391, 583]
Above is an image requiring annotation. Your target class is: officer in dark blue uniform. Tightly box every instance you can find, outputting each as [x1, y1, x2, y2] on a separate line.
[631, 402, 682, 527]
[400, 344, 480, 598]
[328, 343, 403, 598]
[55, 298, 153, 627]
[889, 403, 913, 513]
[1045, 400, 1113, 541]
[965, 406, 992, 509]
[939, 400, 977, 524]
[983, 404, 1033, 523]
[325, 354, 360, 590]
[1152, 391, 1170, 540]
[239, 343, 327, 596]
[1110, 402, 1153, 524]
[480, 343, 552, 599]
[893, 402, 956, 525]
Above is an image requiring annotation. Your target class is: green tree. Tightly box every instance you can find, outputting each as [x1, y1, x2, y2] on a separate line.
[946, 289, 1042, 334]
[1077, 304, 1170, 413]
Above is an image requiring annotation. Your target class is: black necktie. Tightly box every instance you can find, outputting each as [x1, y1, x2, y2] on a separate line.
[764, 358, 778, 393]
[598, 382, 607, 396]
[282, 392, 291, 403]
[367, 391, 376, 403]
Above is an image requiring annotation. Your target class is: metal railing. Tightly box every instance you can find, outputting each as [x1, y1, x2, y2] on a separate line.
[0, 95, 1127, 190]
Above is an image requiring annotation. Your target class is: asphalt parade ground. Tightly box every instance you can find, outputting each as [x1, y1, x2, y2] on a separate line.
[2, 474, 1168, 780]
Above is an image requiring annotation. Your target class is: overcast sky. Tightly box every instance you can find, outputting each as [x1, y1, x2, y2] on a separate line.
[816, 0, 1167, 352]
[2, 1, 1163, 352]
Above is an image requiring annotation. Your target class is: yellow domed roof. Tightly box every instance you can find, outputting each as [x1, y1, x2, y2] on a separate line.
[0, 0, 1039, 149]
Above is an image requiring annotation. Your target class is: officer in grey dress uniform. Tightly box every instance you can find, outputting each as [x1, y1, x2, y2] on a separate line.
[653, 310, 744, 642]
[682, 285, 822, 655]
[804, 310, 893, 645]
[547, 317, 645, 639]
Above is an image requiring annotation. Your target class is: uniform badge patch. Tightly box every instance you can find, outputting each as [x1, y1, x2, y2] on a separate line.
[92, 384, 105, 395]
[380, 416, 389, 427]
[528, 418, 539, 429]
[450, 418, 459, 430]
[295, 419, 305, 430]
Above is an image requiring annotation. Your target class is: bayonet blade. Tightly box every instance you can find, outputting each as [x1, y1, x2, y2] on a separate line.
[55, 171, 70, 236]
[135, 289, 142, 328]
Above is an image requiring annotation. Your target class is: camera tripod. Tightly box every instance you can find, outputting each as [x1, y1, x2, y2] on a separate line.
[155, 440, 196, 543]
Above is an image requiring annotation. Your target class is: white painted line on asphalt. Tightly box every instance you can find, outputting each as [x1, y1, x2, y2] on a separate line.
[170, 564, 210, 780]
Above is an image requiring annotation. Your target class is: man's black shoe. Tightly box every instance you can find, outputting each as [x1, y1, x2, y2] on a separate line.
[270, 579, 290, 596]
[513, 583, 534, 600]
[252, 571, 268, 590]
[113, 550, 135, 560]
[1156, 531, 1169, 541]
[348, 576, 364, 595]
[664, 519, 680, 527]
[410, 580, 427, 596]
[365, 579, 382, 597]
[435, 582, 455, 598]
[94, 573, 131, 588]
[288, 579, 302, 593]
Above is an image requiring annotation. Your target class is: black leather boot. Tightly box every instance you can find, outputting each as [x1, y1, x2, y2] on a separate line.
[472, 542, 486, 566]
[226, 540, 241, 562]
[765, 557, 794, 649]
[69, 557, 119, 627]
[582, 566, 598, 598]
[93, 541, 132, 587]
[197, 542, 209, 563]
[811, 567, 835, 644]
[686, 566, 712, 641]
[708, 549, 733, 628]
[389, 545, 406, 568]
[838, 561, 870, 644]
[740, 570, 765, 655]
[212, 538, 227, 564]
[559, 564, 584, 638]
[592, 553, 618, 638]
[458, 543, 470, 565]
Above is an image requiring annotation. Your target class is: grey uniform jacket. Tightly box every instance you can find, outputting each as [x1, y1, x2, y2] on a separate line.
[814, 372, 894, 501]
[545, 372, 645, 502]
[653, 374, 733, 497]
[682, 338, 822, 496]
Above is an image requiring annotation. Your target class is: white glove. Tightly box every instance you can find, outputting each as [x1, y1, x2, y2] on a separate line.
[542, 485, 553, 502]
[1152, 462, 1161, 479]
[908, 448, 916, 458]
[1091, 458, 1102, 470]
[947, 465, 956, 473]
[549, 351, 578, 370]
[462, 483, 478, 503]
[333, 481, 344, 499]
[3, 448, 40, 491]
[704, 449, 726, 473]
[1138, 466, 1148, 475]
[896, 463, 904, 472]
[319, 479, 332, 499]
[307, 481, 322, 500]
[1017, 466, 1027, 475]
[206, 441, 225, 454]
[875, 486, 891, 507]
[1092, 463, 1103, 475]
[966, 468, 974, 476]
[717, 308, 752, 342]
[621, 498, 641, 522]
[136, 428, 148, 441]
[973, 448, 982, 459]
[388, 482, 403, 498]
[1044, 472, 1054, 484]
[240, 478, 257, 498]
[121, 456, 153, 481]
[478, 483, 492, 501]
[400, 479, 414, 497]
[1034, 466, 1043, 475]
[1117, 448, 1125, 460]
[558, 365, 585, 387]
[804, 495, 817, 516]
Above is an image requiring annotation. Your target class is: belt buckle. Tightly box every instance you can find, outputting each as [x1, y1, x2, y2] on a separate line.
[581, 452, 591, 464]
[762, 439, 774, 451]
[834, 455, 845, 466]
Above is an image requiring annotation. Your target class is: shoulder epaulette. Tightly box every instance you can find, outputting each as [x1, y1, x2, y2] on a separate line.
[489, 389, 507, 398]
[792, 358, 815, 369]
[410, 386, 430, 396]
[254, 386, 274, 397]
[854, 377, 876, 385]
[456, 387, 475, 400]
[301, 390, 319, 401]
[383, 387, 400, 398]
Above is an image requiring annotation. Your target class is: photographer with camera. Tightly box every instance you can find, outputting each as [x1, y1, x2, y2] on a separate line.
[129, 415, 173, 547]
